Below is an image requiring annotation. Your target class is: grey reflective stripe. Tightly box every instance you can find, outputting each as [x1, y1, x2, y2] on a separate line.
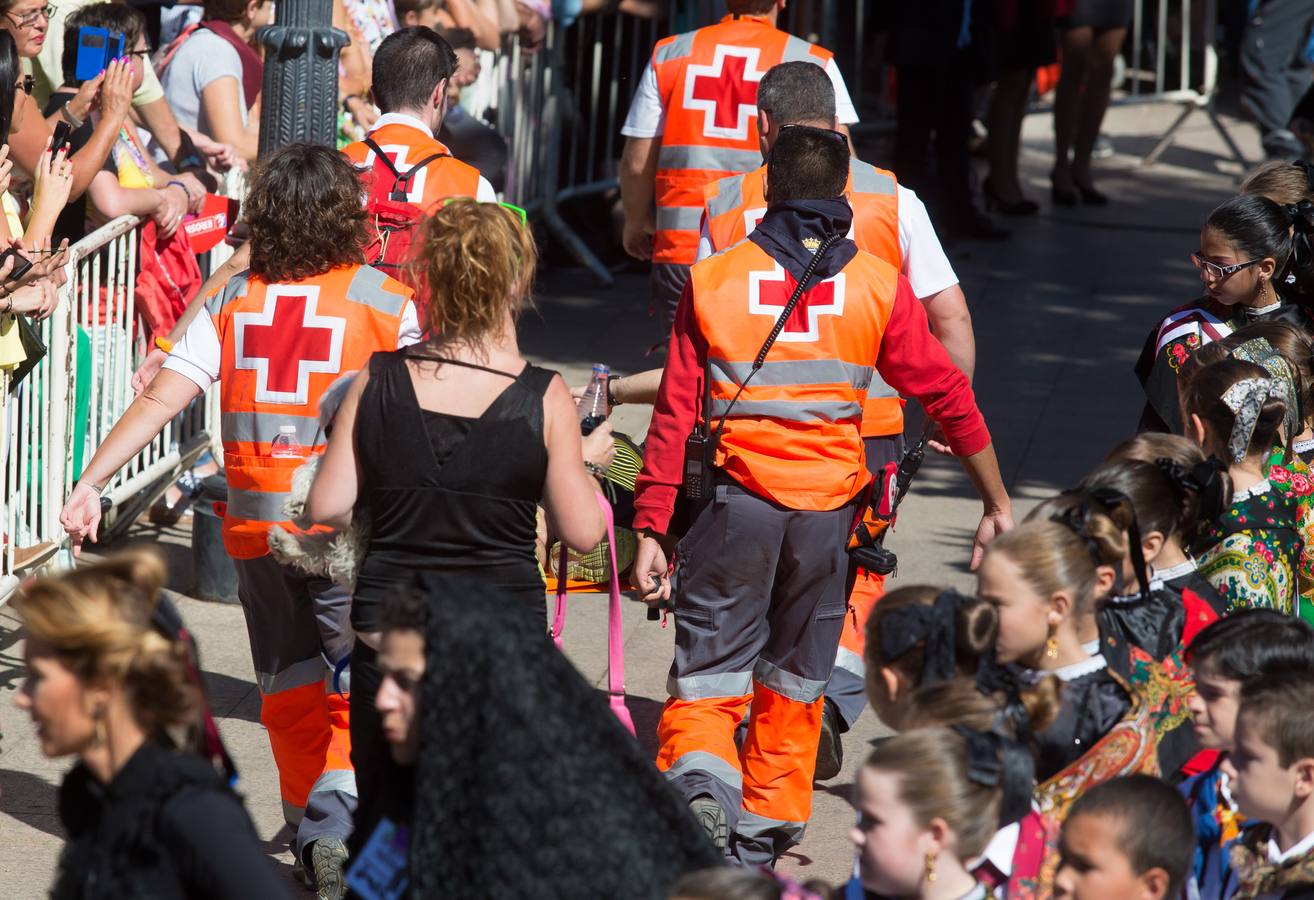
[256, 656, 327, 694]
[667, 670, 754, 700]
[346, 265, 407, 316]
[780, 35, 823, 65]
[754, 658, 828, 703]
[654, 30, 695, 63]
[849, 159, 896, 196]
[709, 357, 873, 391]
[227, 486, 293, 523]
[222, 412, 321, 445]
[657, 205, 704, 232]
[705, 173, 746, 219]
[310, 768, 358, 798]
[664, 750, 743, 790]
[708, 398, 861, 423]
[736, 810, 807, 842]
[868, 370, 898, 400]
[659, 144, 762, 173]
[833, 646, 865, 679]
[206, 270, 250, 315]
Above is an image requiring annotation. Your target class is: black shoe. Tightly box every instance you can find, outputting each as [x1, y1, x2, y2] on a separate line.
[1073, 180, 1109, 206]
[308, 838, 349, 900]
[983, 178, 1040, 216]
[689, 795, 729, 852]
[943, 207, 1010, 241]
[814, 701, 844, 781]
[1051, 170, 1079, 207]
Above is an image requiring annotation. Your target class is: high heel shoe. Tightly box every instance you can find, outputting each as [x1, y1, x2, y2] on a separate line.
[983, 178, 1040, 216]
[1074, 180, 1109, 206]
[1051, 171, 1078, 207]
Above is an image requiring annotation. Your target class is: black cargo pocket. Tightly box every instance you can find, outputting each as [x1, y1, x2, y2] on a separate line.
[814, 602, 847, 623]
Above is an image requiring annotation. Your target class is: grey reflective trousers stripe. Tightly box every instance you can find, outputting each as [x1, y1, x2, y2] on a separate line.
[823, 434, 905, 730]
[233, 555, 356, 856]
[664, 480, 854, 865]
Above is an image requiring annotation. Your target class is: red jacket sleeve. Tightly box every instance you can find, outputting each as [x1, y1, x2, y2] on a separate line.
[877, 274, 991, 457]
[633, 282, 705, 535]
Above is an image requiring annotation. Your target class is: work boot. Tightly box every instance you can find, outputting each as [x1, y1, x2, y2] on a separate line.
[689, 795, 729, 853]
[814, 699, 843, 781]
[308, 837, 349, 900]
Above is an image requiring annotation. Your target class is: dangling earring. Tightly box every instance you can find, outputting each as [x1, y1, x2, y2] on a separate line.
[1045, 626, 1059, 659]
[925, 851, 938, 884]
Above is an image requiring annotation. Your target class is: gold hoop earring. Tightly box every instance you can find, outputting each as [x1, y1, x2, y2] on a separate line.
[925, 851, 937, 884]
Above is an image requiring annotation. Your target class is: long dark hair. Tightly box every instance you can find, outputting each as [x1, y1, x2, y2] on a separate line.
[1205, 194, 1295, 275]
[0, 30, 18, 141]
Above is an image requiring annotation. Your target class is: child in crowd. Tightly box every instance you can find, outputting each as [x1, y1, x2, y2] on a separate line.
[1136, 194, 1314, 434]
[846, 727, 1028, 900]
[1221, 672, 1314, 899]
[1180, 357, 1307, 614]
[1241, 161, 1314, 311]
[1104, 432, 1230, 614]
[1053, 775, 1195, 900]
[1180, 611, 1314, 898]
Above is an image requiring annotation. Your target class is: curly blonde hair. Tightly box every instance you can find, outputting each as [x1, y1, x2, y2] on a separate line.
[409, 198, 537, 342]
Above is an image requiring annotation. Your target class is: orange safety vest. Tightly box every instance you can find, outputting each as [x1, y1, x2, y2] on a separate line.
[207, 264, 414, 559]
[342, 122, 483, 211]
[703, 161, 906, 438]
[690, 240, 899, 511]
[651, 14, 835, 266]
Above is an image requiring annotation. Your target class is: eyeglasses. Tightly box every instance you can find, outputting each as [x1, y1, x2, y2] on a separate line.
[15, 73, 32, 95]
[1191, 252, 1262, 281]
[6, 3, 54, 28]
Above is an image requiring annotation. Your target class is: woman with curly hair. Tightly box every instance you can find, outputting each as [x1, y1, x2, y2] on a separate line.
[59, 141, 422, 897]
[303, 197, 609, 856]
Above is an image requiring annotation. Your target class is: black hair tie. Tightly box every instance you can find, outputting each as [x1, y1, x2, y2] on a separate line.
[877, 589, 970, 686]
[950, 724, 1037, 829]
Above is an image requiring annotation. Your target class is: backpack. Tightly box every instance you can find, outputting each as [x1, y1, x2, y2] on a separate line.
[361, 136, 447, 283]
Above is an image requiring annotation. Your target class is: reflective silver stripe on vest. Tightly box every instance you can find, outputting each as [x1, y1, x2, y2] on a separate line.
[663, 750, 743, 790]
[708, 397, 862, 423]
[834, 646, 865, 679]
[849, 159, 896, 196]
[256, 655, 326, 694]
[206, 270, 250, 316]
[226, 486, 292, 523]
[709, 357, 872, 392]
[310, 769, 358, 798]
[222, 412, 321, 446]
[705, 173, 746, 220]
[668, 670, 754, 701]
[654, 29, 695, 63]
[868, 371, 898, 400]
[346, 265, 408, 316]
[754, 658, 828, 703]
[657, 205, 704, 232]
[736, 810, 807, 843]
[780, 35, 823, 64]
[659, 144, 762, 173]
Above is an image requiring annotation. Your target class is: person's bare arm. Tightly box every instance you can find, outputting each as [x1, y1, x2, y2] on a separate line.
[446, 0, 503, 50]
[199, 77, 260, 162]
[620, 137, 659, 261]
[304, 370, 367, 528]
[921, 284, 975, 380]
[958, 442, 1012, 570]
[542, 376, 607, 551]
[136, 95, 185, 162]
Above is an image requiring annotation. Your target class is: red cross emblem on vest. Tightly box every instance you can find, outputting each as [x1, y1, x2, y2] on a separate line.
[233, 285, 346, 405]
[683, 45, 767, 141]
[748, 263, 845, 342]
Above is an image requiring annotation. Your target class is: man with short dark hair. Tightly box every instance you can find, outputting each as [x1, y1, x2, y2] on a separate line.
[341, 26, 496, 211]
[632, 125, 1011, 866]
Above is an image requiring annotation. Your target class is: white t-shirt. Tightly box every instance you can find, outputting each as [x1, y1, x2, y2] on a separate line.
[163, 288, 422, 391]
[695, 183, 959, 301]
[621, 56, 859, 139]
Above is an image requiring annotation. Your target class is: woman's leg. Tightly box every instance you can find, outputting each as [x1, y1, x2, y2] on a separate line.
[1072, 26, 1127, 187]
[987, 68, 1035, 201]
[1052, 26, 1094, 191]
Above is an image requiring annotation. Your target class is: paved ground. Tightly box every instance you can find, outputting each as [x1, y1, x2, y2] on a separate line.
[0, 101, 1262, 894]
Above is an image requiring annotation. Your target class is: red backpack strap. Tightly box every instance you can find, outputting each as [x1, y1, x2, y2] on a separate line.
[363, 137, 448, 202]
[155, 23, 201, 77]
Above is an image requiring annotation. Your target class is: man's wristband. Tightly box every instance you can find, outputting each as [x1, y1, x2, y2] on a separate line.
[154, 335, 173, 354]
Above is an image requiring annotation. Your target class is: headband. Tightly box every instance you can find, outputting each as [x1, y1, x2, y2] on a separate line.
[1229, 338, 1302, 442]
[1221, 377, 1288, 463]
[877, 589, 971, 686]
[950, 724, 1037, 829]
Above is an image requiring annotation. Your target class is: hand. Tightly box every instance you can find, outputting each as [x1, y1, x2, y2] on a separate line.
[969, 506, 1014, 571]
[67, 71, 104, 123]
[5, 279, 59, 319]
[31, 140, 74, 218]
[133, 346, 168, 395]
[926, 423, 951, 456]
[622, 217, 654, 261]
[176, 173, 207, 213]
[515, 2, 547, 51]
[634, 533, 671, 604]
[153, 185, 188, 239]
[581, 420, 615, 470]
[60, 481, 105, 555]
[345, 95, 378, 130]
[95, 59, 134, 123]
[188, 131, 241, 171]
[0, 144, 13, 196]
[24, 238, 70, 288]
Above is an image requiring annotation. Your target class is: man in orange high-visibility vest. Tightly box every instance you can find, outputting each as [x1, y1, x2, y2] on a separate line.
[618, 0, 857, 329]
[698, 60, 976, 780]
[631, 126, 1012, 865]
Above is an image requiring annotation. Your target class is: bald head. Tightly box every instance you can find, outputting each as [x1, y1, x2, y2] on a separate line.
[756, 61, 838, 155]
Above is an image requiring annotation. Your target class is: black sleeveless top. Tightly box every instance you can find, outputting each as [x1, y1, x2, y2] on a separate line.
[352, 349, 553, 631]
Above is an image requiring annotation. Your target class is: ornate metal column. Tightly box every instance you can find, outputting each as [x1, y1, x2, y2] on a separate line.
[257, 0, 349, 154]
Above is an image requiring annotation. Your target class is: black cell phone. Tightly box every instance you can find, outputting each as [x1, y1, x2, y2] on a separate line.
[0, 247, 34, 283]
[51, 121, 72, 157]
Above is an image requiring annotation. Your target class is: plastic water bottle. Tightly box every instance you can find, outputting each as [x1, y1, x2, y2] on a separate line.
[270, 425, 306, 459]
[578, 363, 610, 436]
